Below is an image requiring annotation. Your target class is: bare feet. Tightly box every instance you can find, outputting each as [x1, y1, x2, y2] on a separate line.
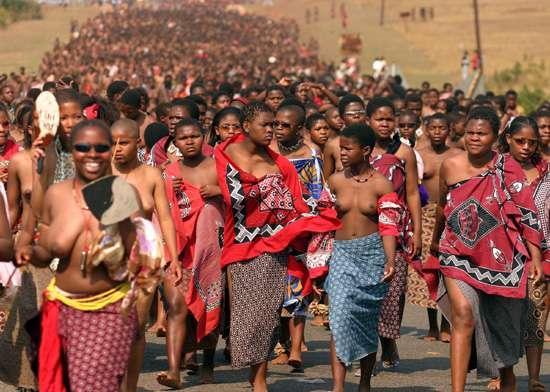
[156, 371, 182, 390]
[147, 322, 166, 336]
[439, 330, 451, 343]
[423, 328, 439, 341]
[487, 377, 500, 391]
[311, 314, 325, 327]
[199, 365, 214, 384]
[270, 352, 289, 365]
[528, 379, 546, 392]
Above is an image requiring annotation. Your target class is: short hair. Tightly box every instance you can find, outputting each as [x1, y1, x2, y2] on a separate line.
[119, 88, 141, 109]
[187, 94, 207, 109]
[175, 118, 204, 134]
[425, 112, 449, 127]
[338, 94, 364, 117]
[266, 85, 286, 96]
[534, 109, 550, 120]
[277, 104, 306, 127]
[405, 94, 422, 106]
[171, 98, 200, 120]
[341, 123, 376, 149]
[279, 97, 305, 111]
[27, 88, 42, 101]
[54, 88, 81, 107]
[466, 106, 500, 135]
[366, 96, 395, 117]
[42, 81, 56, 91]
[305, 113, 326, 130]
[144, 122, 169, 150]
[243, 101, 272, 124]
[106, 80, 129, 101]
[111, 118, 139, 138]
[505, 89, 518, 98]
[154, 102, 170, 120]
[71, 119, 112, 145]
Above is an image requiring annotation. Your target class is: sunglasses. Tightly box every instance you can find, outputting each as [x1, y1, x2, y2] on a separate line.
[73, 143, 111, 153]
[219, 124, 242, 131]
[0, 121, 9, 128]
[512, 137, 538, 147]
[344, 110, 365, 117]
[398, 122, 416, 129]
[272, 121, 292, 129]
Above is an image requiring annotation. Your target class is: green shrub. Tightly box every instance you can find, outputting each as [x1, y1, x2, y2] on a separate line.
[518, 85, 547, 115]
[0, 0, 41, 27]
[0, 7, 9, 28]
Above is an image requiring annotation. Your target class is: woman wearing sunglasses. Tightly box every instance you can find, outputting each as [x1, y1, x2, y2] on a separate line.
[17, 119, 143, 392]
[498, 116, 549, 392]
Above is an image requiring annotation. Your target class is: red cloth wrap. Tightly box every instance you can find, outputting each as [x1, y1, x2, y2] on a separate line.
[438, 154, 537, 298]
[502, 154, 549, 276]
[39, 298, 66, 392]
[164, 161, 223, 340]
[164, 161, 203, 269]
[1, 139, 21, 162]
[214, 134, 341, 277]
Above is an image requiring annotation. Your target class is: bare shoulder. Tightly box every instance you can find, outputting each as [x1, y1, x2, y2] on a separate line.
[327, 170, 345, 189]
[304, 141, 322, 156]
[446, 147, 463, 157]
[396, 142, 415, 161]
[44, 180, 72, 206]
[325, 137, 339, 153]
[442, 150, 466, 168]
[372, 171, 394, 194]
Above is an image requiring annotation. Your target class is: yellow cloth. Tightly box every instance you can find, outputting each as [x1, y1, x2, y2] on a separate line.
[45, 278, 129, 311]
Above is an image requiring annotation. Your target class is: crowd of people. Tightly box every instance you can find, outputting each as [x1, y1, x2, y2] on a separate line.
[0, 1, 549, 392]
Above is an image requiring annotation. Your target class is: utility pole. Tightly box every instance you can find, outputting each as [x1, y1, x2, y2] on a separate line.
[473, 0, 482, 73]
[380, 0, 385, 26]
[466, 0, 483, 98]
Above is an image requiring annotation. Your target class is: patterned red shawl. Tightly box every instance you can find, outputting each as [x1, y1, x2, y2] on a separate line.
[163, 161, 223, 340]
[501, 153, 548, 276]
[214, 134, 341, 278]
[439, 153, 540, 298]
[371, 153, 412, 252]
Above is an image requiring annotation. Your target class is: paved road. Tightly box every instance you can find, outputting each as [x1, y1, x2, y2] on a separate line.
[136, 304, 550, 392]
[1, 303, 548, 391]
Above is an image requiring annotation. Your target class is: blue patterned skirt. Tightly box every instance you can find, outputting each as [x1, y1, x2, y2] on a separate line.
[325, 233, 389, 365]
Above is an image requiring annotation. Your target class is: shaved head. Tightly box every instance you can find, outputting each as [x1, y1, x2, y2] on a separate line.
[111, 118, 139, 138]
[277, 104, 305, 127]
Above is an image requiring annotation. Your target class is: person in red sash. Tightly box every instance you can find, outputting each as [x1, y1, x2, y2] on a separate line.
[213, 102, 340, 392]
[431, 107, 543, 392]
[366, 97, 422, 368]
[158, 118, 223, 389]
[497, 116, 549, 392]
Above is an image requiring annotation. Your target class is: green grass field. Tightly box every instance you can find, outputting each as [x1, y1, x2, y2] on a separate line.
[0, 4, 101, 74]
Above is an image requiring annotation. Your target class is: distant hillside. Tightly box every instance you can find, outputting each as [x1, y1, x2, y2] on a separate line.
[247, 0, 550, 92]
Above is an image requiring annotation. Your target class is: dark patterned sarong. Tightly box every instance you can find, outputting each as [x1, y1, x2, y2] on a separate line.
[58, 300, 138, 392]
[407, 203, 438, 308]
[228, 253, 287, 368]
